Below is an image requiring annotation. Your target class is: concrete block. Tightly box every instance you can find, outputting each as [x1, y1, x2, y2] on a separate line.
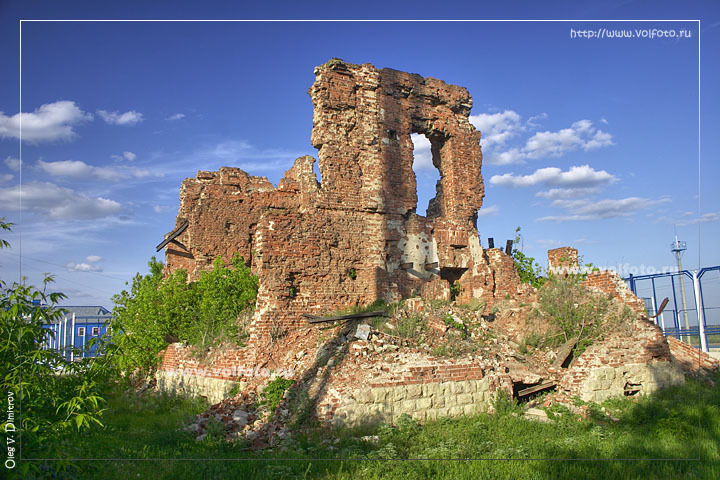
[416, 397, 432, 410]
[371, 387, 389, 403]
[457, 393, 473, 405]
[406, 384, 422, 399]
[391, 387, 407, 402]
[450, 382, 466, 394]
[354, 389, 372, 404]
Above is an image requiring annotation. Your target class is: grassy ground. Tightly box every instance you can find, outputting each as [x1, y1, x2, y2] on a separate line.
[21, 372, 720, 480]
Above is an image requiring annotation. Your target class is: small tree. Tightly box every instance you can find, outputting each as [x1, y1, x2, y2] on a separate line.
[0, 221, 110, 473]
[538, 273, 633, 354]
[189, 254, 258, 348]
[511, 226, 546, 289]
[111, 257, 195, 374]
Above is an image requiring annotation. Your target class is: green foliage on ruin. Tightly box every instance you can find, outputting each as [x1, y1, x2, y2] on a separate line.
[111, 253, 258, 374]
[511, 226, 547, 289]
[260, 377, 295, 413]
[538, 273, 634, 355]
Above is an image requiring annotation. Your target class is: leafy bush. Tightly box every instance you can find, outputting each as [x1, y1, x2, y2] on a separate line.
[260, 377, 295, 413]
[111, 254, 258, 374]
[539, 273, 633, 354]
[0, 276, 113, 474]
[0, 220, 114, 473]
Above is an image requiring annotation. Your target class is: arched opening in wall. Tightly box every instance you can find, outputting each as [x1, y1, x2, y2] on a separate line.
[411, 133, 441, 217]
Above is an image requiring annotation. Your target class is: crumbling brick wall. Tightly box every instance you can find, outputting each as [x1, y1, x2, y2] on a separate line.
[556, 317, 684, 402]
[547, 246, 579, 275]
[540, 251, 687, 401]
[666, 336, 719, 376]
[162, 59, 533, 342]
[582, 270, 648, 316]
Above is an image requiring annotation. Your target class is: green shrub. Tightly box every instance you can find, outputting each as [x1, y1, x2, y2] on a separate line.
[492, 390, 523, 416]
[539, 274, 633, 354]
[0, 275, 113, 475]
[511, 227, 547, 289]
[260, 377, 295, 413]
[441, 314, 463, 331]
[111, 254, 258, 374]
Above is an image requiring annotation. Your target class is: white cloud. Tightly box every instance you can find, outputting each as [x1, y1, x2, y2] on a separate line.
[487, 148, 525, 166]
[411, 133, 434, 170]
[110, 151, 137, 161]
[675, 212, 720, 226]
[472, 110, 614, 165]
[477, 205, 499, 217]
[64, 254, 104, 272]
[37, 159, 155, 181]
[97, 109, 143, 126]
[0, 182, 123, 220]
[523, 120, 613, 159]
[535, 187, 603, 199]
[166, 113, 185, 121]
[66, 261, 103, 272]
[153, 205, 170, 214]
[537, 196, 670, 222]
[0, 101, 92, 142]
[0, 174, 12, 183]
[526, 113, 548, 128]
[4, 156, 21, 171]
[470, 110, 523, 150]
[490, 165, 616, 189]
[38, 159, 127, 181]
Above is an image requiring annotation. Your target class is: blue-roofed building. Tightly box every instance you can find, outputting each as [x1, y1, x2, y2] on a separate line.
[42, 305, 113, 360]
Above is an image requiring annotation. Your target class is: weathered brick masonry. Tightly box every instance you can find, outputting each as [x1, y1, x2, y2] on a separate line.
[162, 59, 532, 342]
[154, 64, 714, 431]
[666, 335, 719, 376]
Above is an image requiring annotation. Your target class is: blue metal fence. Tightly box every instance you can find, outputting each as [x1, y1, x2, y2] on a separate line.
[627, 266, 720, 352]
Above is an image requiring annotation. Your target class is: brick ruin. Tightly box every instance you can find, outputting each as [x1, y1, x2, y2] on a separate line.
[162, 59, 532, 342]
[156, 60, 716, 441]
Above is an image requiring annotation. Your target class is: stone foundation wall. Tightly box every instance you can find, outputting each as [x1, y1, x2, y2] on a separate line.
[570, 360, 685, 403]
[558, 318, 685, 402]
[156, 370, 237, 405]
[321, 377, 499, 426]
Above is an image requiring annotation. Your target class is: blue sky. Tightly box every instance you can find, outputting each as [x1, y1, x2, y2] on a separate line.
[0, 1, 719, 311]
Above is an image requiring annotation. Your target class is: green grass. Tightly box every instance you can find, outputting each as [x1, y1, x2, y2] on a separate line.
[22, 372, 720, 480]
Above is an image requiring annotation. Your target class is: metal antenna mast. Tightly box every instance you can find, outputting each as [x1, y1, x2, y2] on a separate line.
[671, 234, 690, 343]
